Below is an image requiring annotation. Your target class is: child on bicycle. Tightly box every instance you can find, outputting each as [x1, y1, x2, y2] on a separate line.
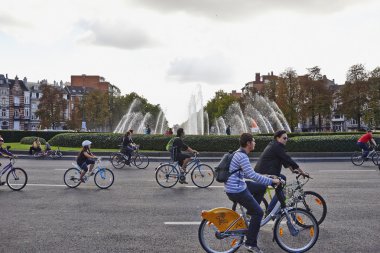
[0, 137, 15, 185]
[77, 140, 97, 183]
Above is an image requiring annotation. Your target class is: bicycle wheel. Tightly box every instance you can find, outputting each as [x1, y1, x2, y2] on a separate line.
[111, 153, 126, 169]
[63, 168, 81, 188]
[273, 208, 319, 253]
[198, 219, 244, 253]
[372, 152, 380, 165]
[6, 168, 28, 191]
[191, 164, 214, 188]
[351, 151, 364, 166]
[34, 152, 44, 159]
[94, 168, 114, 189]
[295, 191, 327, 225]
[155, 164, 179, 188]
[133, 154, 149, 169]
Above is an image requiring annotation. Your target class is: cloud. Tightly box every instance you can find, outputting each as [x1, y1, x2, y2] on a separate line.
[77, 20, 158, 50]
[167, 54, 234, 85]
[128, 0, 375, 20]
[0, 11, 31, 34]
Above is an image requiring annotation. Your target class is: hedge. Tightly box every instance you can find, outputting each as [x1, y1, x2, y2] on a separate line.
[48, 133, 379, 152]
[20, 136, 47, 145]
[0, 130, 72, 143]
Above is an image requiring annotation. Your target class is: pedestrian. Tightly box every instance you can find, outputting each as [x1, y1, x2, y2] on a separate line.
[226, 125, 231, 135]
[145, 125, 151, 135]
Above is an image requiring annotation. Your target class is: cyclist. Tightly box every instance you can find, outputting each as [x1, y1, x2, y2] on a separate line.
[254, 130, 308, 215]
[122, 130, 137, 166]
[29, 137, 42, 155]
[357, 129, 377, 159]
[0, 137, 15, 185]
[172, 128, 197, 184]
[225, 133, 280, 253]
[44, 142, 52, 155]
[77, 140, 97, 183]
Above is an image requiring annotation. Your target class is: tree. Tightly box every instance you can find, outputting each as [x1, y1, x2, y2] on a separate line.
[36, 84, 67, 129]
[205, 90, 239, 122]
[299, 66, 332, 131]
[276, 68, 301, 131]
[339, 64, 369, 130]
[83, 90, 110, 131]
[367, 67, 380, 128]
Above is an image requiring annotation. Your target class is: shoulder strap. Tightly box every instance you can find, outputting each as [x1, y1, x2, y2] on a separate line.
[229, 150, 245, 174]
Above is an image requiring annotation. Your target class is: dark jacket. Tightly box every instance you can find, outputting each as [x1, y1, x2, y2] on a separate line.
[254, 140, 299, 176]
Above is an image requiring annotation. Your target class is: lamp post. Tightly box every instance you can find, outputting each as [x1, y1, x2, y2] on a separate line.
[81, 91, 87, 131]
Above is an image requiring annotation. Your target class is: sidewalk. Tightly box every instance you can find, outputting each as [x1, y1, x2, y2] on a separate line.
[12, 150, 352, 162]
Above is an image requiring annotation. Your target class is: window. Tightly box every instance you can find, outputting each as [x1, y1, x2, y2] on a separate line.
[1, 109, 6, 117]
[2, 97, 6, 106]
[14, 96, 20, 106]
[24, 95, 30, 104]
[24, 108, 30, 117]
[14, 109, 20, 117]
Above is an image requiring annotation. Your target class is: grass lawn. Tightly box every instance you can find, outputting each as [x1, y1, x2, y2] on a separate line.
[4, 143, 120, 152]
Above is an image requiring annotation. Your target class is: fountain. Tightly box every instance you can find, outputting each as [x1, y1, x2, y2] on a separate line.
[113, 98, 168, 134]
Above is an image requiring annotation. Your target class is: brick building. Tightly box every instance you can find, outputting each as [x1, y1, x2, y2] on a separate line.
[71, 75, 110, 92]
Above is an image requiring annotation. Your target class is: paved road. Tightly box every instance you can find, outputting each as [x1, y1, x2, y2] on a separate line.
[0, 159, 379, 253]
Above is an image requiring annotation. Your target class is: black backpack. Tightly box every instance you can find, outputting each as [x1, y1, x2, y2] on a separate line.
[214, 151, 242, 183]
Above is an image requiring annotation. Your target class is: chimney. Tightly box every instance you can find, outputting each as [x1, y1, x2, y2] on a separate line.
[23, 77, 27, 84]
[255, 73, 260, 82]
[271, 71, 273, 76]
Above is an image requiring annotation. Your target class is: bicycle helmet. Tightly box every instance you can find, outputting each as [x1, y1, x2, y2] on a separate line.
[82, 140, 92, 147]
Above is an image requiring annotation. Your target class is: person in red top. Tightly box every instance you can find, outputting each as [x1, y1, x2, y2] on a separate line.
[357, 130, 377, 158]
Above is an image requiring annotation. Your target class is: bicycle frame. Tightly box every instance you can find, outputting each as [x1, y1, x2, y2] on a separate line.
[0, 159, 14, 177]
[72, 159, 105, 179]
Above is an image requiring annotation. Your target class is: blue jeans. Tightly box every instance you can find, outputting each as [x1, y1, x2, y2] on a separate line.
[267, 174, 287, 213]
[357, 142, 369, 158]
[226, 181, 266, 247]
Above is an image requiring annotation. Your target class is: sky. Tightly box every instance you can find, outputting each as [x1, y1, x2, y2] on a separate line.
[1, 0, 380, 125]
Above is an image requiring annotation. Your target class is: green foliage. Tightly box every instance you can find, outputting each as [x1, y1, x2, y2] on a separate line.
[20, 137, 47, 145]
[47, 132, 376, 152]
[205, 90, 240, 122]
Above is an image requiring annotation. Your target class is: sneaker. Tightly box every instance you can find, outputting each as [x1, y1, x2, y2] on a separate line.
[244, 244, 264, 253]
[0, 181, 5, 186]
[89, 171, 95, 176]
[80, 178, 85, 183]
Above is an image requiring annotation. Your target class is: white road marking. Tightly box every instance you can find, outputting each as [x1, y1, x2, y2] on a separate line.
[27, 183, 67, 187]
[164, 222, 201, 225]
[317, 169, 377, 172]
[185, 186, 224, 188]
[54, 169, 67, 171]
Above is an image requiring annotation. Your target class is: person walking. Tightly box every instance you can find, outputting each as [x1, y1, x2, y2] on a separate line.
[226, 125, 231, 135]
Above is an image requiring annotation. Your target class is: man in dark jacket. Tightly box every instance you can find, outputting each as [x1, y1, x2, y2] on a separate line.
[254, 130, 309, 213]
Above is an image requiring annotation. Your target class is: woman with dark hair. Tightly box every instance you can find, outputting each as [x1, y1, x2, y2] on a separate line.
[254, 130, 309, 213]
[172, 128, 197, 184]
[122, 130, 136, 165]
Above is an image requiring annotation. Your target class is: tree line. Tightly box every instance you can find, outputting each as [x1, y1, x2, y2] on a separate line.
[205, 64, 380, 131]
[36, 86, 162, 131]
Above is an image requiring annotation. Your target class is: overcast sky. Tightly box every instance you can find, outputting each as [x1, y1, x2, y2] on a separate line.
[1, 0, 379, 125]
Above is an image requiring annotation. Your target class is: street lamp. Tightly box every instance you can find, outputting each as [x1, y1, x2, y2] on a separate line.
[81, 90, 87, 131]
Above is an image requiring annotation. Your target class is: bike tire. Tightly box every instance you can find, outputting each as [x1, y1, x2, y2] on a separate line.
[372, 152, 380, 165]
[133, 154, 149, 169]
[94, 168, 114, 189]
[198, 219, 243, 253]
[63, 168, 81, 188]
[155, 164, 179, 188]
[33, 152, 44, 159]
[351, 151, 364, 166]
[6, 167, 28, 191]
[111, 153, 126, 169]
[191, 164, 214, 188]
[298, 191, 327, 225]
[273, 208, 319, 253]
[52, 151, 63, 159]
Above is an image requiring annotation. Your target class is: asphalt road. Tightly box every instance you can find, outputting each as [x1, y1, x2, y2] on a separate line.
[0, 158, 379, 253]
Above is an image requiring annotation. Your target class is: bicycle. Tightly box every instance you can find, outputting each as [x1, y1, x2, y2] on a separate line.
[262, 174, 327, 225]
[0, 156, 28, 191]
[351, 144, 379, 166]
[110, 145, 149, 169]
[33, 147, 63, 159]
[199, 180, 319, 253]
[155, 152, 214, 188]
[63, 157, 114, 189]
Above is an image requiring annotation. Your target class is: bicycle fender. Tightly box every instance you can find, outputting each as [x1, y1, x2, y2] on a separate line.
[201, 207, 247, 231]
